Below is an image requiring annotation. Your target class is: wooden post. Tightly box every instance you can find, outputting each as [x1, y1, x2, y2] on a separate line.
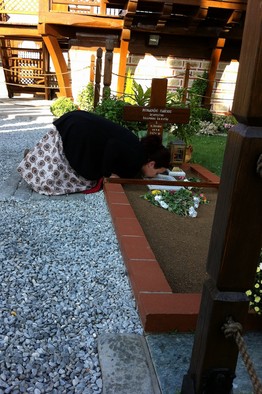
[103, 39, 114, 97]
[182, 63, 190, 104]
[182, 1, 262, 393]
[203, 38, 225, 109]
[90, 54, 95, 83]
[94, 47, 102, 108]
[117, 29, 130, 97]
[123, 78, 190, 139]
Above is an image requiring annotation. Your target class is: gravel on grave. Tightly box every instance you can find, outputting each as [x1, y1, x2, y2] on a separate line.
[0, 116, 143, 393]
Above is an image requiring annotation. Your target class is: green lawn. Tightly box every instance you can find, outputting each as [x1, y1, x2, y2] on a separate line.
[190, 134, 227, 176]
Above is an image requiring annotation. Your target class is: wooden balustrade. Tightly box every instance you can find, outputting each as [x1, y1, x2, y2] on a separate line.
[0, 0, 122, 18]
[0, 0, 39, 15]
[10, 57, 43, 85]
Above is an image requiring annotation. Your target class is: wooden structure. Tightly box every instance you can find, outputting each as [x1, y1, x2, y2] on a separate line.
[181, 0, 262, 392]
[0, 1, 247, 101]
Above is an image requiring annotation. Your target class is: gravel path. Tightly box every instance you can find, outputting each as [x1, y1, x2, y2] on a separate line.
[0, 113, 143, 393]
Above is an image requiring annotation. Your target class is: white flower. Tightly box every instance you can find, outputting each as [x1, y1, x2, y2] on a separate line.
[154, 195, 162, 201]
[159, 201, 169, 209]
[193, 196, 200, 208]
[188, 206, 197, 217]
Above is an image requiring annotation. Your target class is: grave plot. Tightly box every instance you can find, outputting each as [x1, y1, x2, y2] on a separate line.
[103, 163, 220, 332]
[104, 164, 262, 333]
[111, 163, 219, 294]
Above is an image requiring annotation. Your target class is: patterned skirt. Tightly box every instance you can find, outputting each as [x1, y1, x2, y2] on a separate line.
[17, 126, 97, 196]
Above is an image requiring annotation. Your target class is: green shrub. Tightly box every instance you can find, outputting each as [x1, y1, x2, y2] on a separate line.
[213, 114, 237, 133]
[171, 120, 199, 147]
[93, 95, 126, 125]
[188, 71, 208, 107]
[77, 83, 94, 111]
[93, 94, 140, 132]
[192, 107, 213, 122]
[50, 96, 78, 117]
[166, 88, 185, 107]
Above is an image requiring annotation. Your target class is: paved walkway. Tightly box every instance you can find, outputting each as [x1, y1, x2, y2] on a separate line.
[1, 96, 261, 394]
[0, 96, 54, 119]
[0, 169, 88, 202]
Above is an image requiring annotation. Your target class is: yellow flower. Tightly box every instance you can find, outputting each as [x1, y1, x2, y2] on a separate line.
[255, 296, 261, 303]
[151, 190, 161, 195]
[246, 290, 252, 296]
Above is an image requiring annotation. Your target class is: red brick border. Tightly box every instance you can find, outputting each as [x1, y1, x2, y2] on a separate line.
[104, 164, 262, 333]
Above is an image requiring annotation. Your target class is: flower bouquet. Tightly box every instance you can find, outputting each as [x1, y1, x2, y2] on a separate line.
[141, 188, 208, 217]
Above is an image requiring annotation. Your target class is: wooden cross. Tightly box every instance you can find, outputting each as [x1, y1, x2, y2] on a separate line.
[123, 78, 190, 140]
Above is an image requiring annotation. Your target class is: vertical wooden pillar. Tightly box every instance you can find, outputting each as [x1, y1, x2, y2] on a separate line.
[182, 62, 190, 104]
[42, 42, 50, 100]
[94, 48, 102, 107]
[90, 54, 95, 83]
[203, 38, 225, 109]
[117, 29, 130, 96]
[103, 39, 114, 97]
[182, 1, 262, 393]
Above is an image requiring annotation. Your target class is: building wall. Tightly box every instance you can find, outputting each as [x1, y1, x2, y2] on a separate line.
[68, 48, 239, 115]
[126, 54, 239, 114]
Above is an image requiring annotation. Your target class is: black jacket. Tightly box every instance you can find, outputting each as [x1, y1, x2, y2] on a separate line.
[54, 110, 145, 180]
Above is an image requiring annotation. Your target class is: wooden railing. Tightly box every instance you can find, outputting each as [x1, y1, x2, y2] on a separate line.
[49, 0, 122, 17]
[0, 0, 122, 17]
[0, 0, 39, 15]
[10, 57, 43, 85]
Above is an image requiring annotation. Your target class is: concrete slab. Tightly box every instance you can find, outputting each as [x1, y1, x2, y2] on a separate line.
[97, 333, 161, 394]
[146, 332, 262, 394]
[97, 332, 262, 394]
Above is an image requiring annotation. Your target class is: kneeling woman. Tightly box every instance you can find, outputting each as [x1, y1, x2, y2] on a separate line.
[17, 110, 170, 196]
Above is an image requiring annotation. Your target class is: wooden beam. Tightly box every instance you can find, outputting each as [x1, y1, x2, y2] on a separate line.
[42, 34, 72, 97]
[203, 38, 225, 109]
[104, 177, 220, 188]
[128, 25, 243, 39]
[38, 23, 65, 38]
[0, 26, 39, 38]
[39, 12, 124, 29]
[123, 0, 247, 10]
